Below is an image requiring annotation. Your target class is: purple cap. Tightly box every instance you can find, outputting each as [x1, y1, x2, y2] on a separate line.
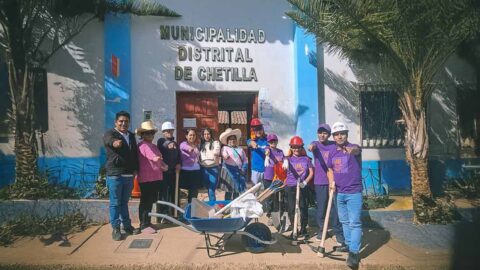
[317, 124, 331, 134]
[267, 134, 278, 142]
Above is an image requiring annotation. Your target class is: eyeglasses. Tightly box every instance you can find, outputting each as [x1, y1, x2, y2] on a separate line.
[291, 146, 302, 150]
[253, 127, 263, 131]
[143, 131, 156, 135]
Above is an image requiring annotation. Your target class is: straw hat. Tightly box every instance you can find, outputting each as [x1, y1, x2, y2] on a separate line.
[219, 128, 242, 145]
[135, 120, 158, 135]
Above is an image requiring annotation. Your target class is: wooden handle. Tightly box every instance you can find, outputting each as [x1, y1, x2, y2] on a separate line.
[320, 188, 335, 248]
[174, 171, 180, 218]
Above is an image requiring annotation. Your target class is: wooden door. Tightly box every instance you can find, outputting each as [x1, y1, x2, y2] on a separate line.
[176, 92, 219, 143]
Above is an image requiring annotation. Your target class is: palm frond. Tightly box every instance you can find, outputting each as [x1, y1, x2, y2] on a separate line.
[105, 0, 180, 17]
[286, 0, 480, 103]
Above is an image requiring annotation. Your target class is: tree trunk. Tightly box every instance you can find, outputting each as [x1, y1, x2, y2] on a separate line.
[8, 62, 39, 186]
[399, 91, 434, 223]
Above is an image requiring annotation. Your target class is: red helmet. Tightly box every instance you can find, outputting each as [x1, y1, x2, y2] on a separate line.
[250, 118, 263, 127]
[289, 136, 304, 146]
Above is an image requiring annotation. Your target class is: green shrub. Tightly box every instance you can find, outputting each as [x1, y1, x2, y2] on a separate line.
[0, 172, 79, 200]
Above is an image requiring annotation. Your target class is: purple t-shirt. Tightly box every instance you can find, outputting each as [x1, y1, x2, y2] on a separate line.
[311, 140, 336, 185]
[285, 156, 313, 187]
[264, 148, 285, 181]
[326, 143, 362, 194]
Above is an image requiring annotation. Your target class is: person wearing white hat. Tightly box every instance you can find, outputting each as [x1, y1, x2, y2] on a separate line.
[135, 120, 168, 234]
[326, 121, 362, 268]
[156, 121, 181, 214]
[220, 128, 248, 200]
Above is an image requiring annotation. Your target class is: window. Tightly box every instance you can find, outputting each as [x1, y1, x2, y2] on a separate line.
[359, 84, 404, 148]
[457, 86, 480, 157]
[143, 110, 152, 121]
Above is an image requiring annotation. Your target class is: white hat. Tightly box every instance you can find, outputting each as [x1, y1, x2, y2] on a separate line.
[135, 120, 158, 135]
[161, 121, 175, 131]
[219, 128, 242, 145]
[331, 122, 349, 134]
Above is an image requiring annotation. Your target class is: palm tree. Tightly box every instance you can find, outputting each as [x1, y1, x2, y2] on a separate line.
[0, 0, 179, 193]
[286, 0, 480, 223]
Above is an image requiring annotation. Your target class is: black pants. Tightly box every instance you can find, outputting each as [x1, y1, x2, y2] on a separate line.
[139, 180, 165, 228]
[162, 170, 176, 204]
[315, 185, 344, 242]
[285, 185, 308, 230]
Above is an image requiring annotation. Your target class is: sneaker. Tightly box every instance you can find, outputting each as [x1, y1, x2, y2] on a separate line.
[346, 252, 360, 268]
[124, 226, 140, 235]
[112, 227, 122, 241]
[141, 226, 157, 234]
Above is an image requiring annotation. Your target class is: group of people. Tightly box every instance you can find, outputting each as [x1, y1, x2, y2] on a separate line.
[103, 110, 362, 268]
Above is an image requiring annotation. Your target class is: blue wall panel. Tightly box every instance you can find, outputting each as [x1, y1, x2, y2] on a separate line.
[293, 26, 319, 151]
[104, 13, 132, 130]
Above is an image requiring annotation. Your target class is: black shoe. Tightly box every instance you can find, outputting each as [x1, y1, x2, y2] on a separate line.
[346, 252, 360, 269]
[124, 226, 140, 235]
[112, 227, 122, 241]
[334, 243, 349, 253]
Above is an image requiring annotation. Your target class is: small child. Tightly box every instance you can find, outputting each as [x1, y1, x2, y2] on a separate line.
[263, 134, 285, 225]
[283, 136, 313, 238]
[220, 128, 248, 200]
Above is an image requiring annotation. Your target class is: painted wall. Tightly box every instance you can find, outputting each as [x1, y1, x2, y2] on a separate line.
[0, 16, 104, 188]
[322, 49, 477, 194]
[130, 0, 296, 150]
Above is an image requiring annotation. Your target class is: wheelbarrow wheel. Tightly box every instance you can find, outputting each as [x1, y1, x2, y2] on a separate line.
[242, 222, 272, 253]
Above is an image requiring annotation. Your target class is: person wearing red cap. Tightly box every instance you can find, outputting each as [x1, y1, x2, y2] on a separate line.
[283, 136, 313, 238]
[247, 118, 268, 185]
[308, 124, 345, 248]
[263, 133, 285, 224]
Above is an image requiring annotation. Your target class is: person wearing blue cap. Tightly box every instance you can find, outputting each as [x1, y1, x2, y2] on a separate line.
[308, 124, 346, 249]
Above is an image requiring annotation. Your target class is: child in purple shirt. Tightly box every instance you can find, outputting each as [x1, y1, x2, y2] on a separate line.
[326, 122, 362, 268]
[283, 136, 313, 238]
[308, 124, 345, 246]
[263, 134, 285, 224]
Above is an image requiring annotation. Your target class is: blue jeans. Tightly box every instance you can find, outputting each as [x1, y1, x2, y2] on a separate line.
[336, 192, 362, 253]
[107, 175, 134, 229]
[201, 166, 219, 201]
[315, 185, 344, 243]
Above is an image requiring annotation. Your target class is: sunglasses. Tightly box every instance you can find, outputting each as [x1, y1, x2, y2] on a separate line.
[291, 146, 302, 150]
[143, 131, 156, 135]
[252, 127, 263, 131]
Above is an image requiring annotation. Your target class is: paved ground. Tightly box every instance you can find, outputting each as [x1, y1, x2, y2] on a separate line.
[1, 193, 478, 269]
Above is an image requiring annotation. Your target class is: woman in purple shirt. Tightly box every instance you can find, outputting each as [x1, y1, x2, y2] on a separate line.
[179, 128, 202, 203]
[326, 122, 362, 269]
[283, 136, 313, 238]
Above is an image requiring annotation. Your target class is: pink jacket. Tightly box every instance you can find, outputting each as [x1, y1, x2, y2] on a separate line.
[137, 141, 167, 183]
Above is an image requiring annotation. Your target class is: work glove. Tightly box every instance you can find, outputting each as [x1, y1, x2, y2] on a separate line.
[299, 181, 307, 188]
[282, 159, 289, 170]
[264, 155, 270, 167]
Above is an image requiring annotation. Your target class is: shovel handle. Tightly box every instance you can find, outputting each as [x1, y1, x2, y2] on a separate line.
[174, 171, 180, 218]
[320, 188, 335, 248]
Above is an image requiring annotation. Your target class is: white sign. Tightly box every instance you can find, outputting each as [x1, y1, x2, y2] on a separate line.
[183, 118, 197, 128]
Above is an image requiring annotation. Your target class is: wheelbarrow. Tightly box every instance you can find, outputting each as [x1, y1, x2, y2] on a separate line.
[149, 200, 277, 258]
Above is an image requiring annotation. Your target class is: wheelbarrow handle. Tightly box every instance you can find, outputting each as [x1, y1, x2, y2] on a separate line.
[148, 212, 200, 233]
[156, 200, 185, 214]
